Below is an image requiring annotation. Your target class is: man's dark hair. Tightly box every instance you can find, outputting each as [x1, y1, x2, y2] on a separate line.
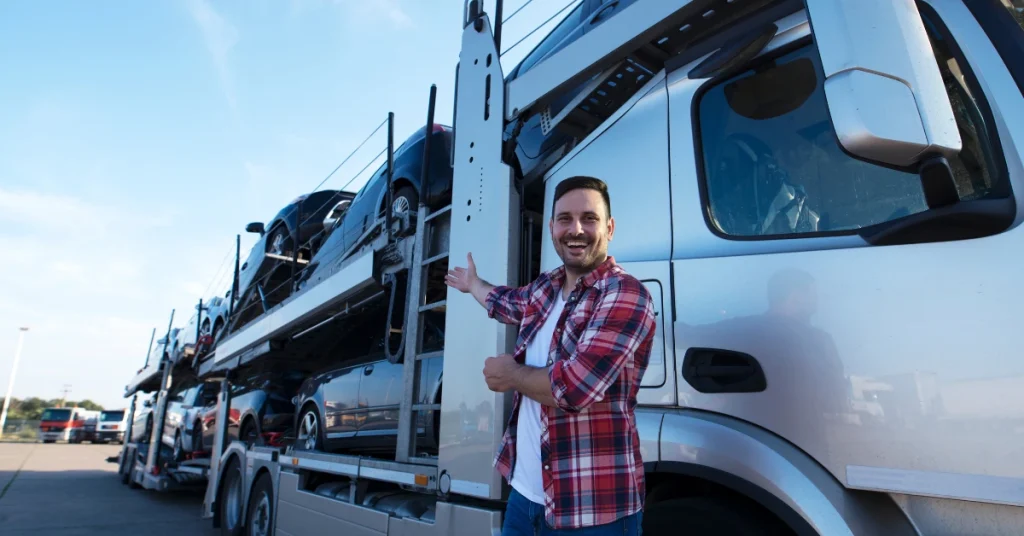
[551, 176, 611, 219]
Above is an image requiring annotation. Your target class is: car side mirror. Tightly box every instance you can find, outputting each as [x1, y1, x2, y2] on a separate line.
[805, 0, 962, 169]
[246, 222, 265, 235]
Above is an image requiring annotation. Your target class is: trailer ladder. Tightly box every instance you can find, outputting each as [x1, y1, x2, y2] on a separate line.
[395, 200, 450, 465]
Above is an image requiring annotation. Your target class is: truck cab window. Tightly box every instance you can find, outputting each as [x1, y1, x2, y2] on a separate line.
[697, 27, 1001, 239]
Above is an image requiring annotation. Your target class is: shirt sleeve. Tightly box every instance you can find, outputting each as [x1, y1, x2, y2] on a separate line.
[484, 281, 534, 325]
[548, 277, 656, 413]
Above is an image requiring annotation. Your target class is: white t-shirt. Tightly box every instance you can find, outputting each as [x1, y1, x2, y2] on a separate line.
[509, 291, 567, 505]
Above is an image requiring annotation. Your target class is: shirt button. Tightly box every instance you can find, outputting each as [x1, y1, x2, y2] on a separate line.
[546, 358, 553, 366]
[544, 465, 550, 470]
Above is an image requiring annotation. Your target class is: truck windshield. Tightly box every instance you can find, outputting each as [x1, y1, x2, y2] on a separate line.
[40, 409, 71, 422]
[101, 411, 125, 421]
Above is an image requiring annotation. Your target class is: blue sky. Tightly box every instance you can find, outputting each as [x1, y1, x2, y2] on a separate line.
[0, 0, 571, 409]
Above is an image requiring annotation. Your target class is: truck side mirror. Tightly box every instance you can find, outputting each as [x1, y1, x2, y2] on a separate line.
[805, 0, 961, 168]
[245, 222, 265, 235]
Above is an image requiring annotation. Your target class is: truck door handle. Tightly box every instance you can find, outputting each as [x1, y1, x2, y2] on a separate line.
[364, 365, 374, 375]
[682, 348, 767, 393]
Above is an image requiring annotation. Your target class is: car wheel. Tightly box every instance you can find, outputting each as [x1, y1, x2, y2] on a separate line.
[173, 432, 184, 462]
[240, 419, 260, 446]
[246, 472, 275, 536]
[267, 226, 293, 258]
[391, 185, 418, 217]
[295, 406, 322, 451]
[192, 421, 204, 453]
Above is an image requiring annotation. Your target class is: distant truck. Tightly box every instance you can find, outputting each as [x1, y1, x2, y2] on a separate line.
[38, 407, 97, 443]
[95, 409, 129, 444]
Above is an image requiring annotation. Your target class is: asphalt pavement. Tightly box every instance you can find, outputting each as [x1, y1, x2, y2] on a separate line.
[0, 442, 216, 535]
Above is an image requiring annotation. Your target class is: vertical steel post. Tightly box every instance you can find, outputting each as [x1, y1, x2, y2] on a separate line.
[419, 85, 438, 209]
[230, 234, 240, 319]
[494, 0, 504, 50]
[386, 112, 395, 243]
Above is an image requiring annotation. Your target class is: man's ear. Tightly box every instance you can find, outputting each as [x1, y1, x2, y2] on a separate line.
[607, 216, 615, 240]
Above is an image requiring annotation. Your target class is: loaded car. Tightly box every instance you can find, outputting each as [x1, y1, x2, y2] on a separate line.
[297, 123, 454, 291]
[196, 370, 306, 449]
[229, 189, 356, 330]
[502, 0, 649, 183]
[160, 379, 220, 461]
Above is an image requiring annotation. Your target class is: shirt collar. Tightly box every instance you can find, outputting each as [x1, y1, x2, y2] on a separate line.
[551, 256, 617, 292]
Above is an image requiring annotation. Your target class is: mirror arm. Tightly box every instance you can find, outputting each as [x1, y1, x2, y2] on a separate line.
[919, 154, 960, 209]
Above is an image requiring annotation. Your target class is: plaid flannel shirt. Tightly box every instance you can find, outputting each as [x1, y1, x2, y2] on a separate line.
[485, 256, 656, 530]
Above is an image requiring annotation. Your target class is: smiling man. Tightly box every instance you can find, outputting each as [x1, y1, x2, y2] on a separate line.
[445, 176, 656, 535]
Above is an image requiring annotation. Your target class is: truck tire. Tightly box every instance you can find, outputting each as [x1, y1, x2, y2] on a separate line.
[642, 496, 793, 536]
[246, 472, 275, 536]
[218, 456, 245, 536]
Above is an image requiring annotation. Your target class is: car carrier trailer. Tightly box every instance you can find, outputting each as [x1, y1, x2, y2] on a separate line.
[125, 0, 1024, 534]
[118, 309, 216, 491]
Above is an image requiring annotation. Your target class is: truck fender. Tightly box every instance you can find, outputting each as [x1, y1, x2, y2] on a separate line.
[654, 410, 920, 536]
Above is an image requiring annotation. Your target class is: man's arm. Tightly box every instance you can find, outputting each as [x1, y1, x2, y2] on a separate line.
[446, 252, 532, 324]
[482, 354, 558, 407]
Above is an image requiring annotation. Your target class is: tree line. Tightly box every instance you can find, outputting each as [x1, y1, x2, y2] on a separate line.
[2, 397, 105, 420]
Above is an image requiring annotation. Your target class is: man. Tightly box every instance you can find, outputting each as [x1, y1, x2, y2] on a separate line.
[445, 176, 656, 535]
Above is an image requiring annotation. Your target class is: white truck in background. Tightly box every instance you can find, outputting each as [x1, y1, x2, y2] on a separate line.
[118, 0, 1024, 534]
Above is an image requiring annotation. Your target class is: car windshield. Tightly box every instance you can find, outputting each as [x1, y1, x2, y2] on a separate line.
[40, 409, 71, 421]
[101, 411, 125, 422]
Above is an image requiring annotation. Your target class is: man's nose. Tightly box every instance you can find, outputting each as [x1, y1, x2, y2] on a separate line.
[569, 219, 584, 234]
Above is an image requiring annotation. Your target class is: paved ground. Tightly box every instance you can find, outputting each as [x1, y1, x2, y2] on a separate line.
[0, 442, 216, 535]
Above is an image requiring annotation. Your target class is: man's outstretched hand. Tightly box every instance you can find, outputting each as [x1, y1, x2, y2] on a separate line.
[446, 252, 492, 307]
[445, 252, 479, 293]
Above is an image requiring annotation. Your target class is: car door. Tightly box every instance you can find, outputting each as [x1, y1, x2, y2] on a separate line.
[321, 364, 362, 443]
[162, 385, 194, 447]
[666, 3, 1023, 500]
[355, 358, 403, 446]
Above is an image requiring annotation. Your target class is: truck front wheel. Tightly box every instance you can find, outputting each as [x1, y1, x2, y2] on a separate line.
[642, 496, 793, 535]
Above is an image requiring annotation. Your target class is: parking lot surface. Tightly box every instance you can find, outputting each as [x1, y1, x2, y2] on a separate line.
[0, 443, 216, 535]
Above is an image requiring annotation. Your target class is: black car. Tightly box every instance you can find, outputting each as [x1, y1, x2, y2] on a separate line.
[318, 124, 451, 261]
[230, 189, 356, 329]
[296, 123, 453, 290]
[197, 370, 307, 449]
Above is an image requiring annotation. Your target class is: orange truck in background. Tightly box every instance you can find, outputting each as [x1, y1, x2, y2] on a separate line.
[38, 407, 97, 443]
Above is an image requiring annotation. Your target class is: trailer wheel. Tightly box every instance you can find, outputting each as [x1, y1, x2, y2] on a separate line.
[246, 472, 274, 536]
[218, 456, 245, 536]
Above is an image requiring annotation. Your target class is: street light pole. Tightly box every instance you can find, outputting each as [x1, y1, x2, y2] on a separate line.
[0, 327, 29, 437]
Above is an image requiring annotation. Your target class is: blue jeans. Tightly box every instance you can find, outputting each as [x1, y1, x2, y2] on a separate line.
[502, 488, 642, 535]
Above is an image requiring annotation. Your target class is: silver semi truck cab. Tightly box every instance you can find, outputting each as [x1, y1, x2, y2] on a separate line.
[186, 0, 1024, 534]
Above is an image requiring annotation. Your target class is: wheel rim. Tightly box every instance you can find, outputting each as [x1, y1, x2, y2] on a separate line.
[270, 232, 287, 255]
[225, 468, 243, 529]
[297, 411, 318, 450]
[250, 492, 271, 536]
[393, 195, 411, 215]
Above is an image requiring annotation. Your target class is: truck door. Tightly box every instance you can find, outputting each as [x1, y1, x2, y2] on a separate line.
[540, 56, 676, 407]
[666, 3, 1023, 505]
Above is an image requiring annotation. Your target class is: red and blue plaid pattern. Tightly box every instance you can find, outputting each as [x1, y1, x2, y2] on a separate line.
[486, 256, 656, 530]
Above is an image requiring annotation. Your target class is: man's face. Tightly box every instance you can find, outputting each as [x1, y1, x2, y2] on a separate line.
[549, 188, 615, 275]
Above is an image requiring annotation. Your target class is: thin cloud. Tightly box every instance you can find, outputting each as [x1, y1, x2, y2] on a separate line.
[185, 0, 240, 110]
[289, 0, 413, 29]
